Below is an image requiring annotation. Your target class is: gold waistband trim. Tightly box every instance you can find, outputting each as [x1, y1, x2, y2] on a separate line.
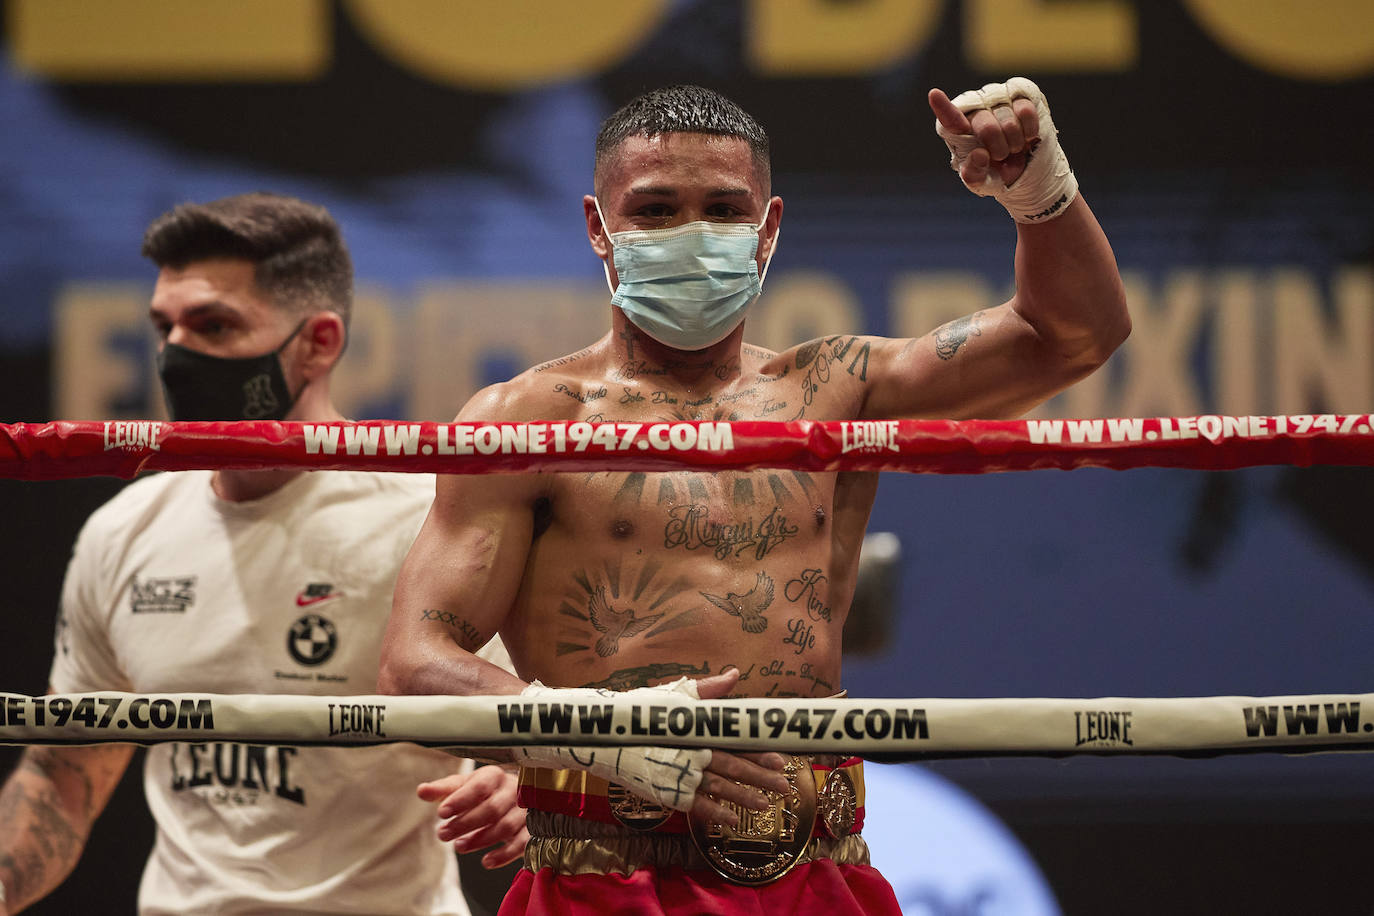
[517, 757, 865, 814]
[523, 809, 871, 876]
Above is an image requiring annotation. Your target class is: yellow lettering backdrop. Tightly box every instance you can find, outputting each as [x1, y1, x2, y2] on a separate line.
[10, 0, 1374, 84]
[8, 0, 329, 79]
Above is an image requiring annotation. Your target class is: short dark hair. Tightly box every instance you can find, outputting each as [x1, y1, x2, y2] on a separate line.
[141, 192, 353, 328]
[594, 85, 771, 194]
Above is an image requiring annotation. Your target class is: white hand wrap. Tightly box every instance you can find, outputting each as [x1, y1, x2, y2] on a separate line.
[935, 77, 1078, 224]
[511, 677, 711, 812]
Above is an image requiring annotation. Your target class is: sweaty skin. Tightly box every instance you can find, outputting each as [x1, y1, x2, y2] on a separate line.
[380, 114, 1128, 815]
[486, 340, 875, 699]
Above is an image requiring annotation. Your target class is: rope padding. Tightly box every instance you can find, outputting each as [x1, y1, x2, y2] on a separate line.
[3, 415, 1372, 479]
[3, 691, 1371, 760]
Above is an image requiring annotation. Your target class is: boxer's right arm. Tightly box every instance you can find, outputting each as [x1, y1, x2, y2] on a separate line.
[378, 387, 788, 818]
[378, 446, 786, 817]
[0, 739, 133, 913]
[378, 388, 535, 703]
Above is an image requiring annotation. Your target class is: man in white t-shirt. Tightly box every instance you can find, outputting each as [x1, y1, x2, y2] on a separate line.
[0, 193, 525, 915]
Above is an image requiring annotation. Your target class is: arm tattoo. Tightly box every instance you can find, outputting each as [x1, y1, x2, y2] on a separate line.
[0, 748, 109, 905]
[419, 609, 483, 648]
[934, 312, 984, 360]
[790, 336, 873, 419]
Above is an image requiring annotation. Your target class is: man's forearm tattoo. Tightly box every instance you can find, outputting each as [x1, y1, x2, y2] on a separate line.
[0, 750, 93, 905]
[420, 609, 482, 647]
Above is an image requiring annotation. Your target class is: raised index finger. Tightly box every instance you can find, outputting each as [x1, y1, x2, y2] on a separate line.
[928, 88, 971, 135]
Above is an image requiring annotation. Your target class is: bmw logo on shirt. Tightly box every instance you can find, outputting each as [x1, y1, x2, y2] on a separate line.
[287, 613, 337, 666]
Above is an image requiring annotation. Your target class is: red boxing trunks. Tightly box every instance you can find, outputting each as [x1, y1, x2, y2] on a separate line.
[499, 756, 901, 915]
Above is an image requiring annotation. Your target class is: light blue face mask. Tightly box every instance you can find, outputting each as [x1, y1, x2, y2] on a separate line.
[597, 198, 778, 352]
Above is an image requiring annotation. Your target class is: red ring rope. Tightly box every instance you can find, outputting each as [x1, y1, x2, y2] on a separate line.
[2, 415, 1372, 480]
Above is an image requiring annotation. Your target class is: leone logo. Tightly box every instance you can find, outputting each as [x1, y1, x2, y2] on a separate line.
[287, 613, 337, 667]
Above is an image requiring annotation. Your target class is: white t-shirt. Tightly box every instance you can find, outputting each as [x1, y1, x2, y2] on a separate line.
[51, 469, 505, 916]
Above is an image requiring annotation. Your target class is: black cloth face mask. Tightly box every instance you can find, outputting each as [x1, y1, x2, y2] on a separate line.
[156, 318, 308, 421]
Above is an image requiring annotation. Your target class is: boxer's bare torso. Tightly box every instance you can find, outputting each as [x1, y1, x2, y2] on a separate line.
[478, 333, 882, 698]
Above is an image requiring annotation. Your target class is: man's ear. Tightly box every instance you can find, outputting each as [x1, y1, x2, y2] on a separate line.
[585, 194, 611, 259]
[298, 311, 347, 380]
[759, 196, 784, 262]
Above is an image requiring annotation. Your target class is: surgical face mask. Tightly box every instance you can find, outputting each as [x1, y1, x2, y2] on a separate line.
[156, 318, 307, 421]
[597, 198, 779, 352]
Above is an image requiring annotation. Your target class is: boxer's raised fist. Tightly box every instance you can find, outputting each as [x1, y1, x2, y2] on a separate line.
[929, 77, 1078, 224]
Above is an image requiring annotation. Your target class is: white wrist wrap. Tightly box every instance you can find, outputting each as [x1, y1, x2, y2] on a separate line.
[935, 77, 1078, 224]
[511, 677, 711, 812]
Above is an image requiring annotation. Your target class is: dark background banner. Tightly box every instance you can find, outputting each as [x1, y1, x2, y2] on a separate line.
[2, 2, 1373, 913]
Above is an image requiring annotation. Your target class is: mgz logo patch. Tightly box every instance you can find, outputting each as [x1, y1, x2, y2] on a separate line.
[129, 574, 197, 614]
[287, 614, 337, 666]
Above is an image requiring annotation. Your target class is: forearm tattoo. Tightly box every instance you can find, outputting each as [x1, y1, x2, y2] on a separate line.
[419, 609, 483, 648]
[0, 749, 100, 905]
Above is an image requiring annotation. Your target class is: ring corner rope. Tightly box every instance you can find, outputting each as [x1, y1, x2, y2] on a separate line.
[3, 414, 1373, 480]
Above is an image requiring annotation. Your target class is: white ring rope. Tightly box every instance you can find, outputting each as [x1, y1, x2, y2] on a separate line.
[2, 691, 1371, 760]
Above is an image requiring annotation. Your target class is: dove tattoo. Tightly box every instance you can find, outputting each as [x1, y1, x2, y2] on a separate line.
[701, 572, 775, 633]
[588, 585, 663, 657]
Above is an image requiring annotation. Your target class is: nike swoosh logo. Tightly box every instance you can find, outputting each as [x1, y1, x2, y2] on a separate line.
[295, 594, 339, 607]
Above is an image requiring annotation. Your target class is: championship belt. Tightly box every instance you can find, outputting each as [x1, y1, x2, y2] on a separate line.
[607, 781, 673, 831]
[687, 754, 818, 886]
[818, 764, 858, 838]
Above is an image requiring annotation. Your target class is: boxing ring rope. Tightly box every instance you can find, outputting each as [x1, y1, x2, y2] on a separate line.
[3, 415, 1370, 759]
[3, 691, 1372, 759]
[2, 414, 1373, 480]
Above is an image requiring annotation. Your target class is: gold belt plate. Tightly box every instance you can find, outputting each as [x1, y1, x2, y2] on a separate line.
[818, 765, 858, 838]
[687, 754, 818, 886]
[607, 782, 673, 831]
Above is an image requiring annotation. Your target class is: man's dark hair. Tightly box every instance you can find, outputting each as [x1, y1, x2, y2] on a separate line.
[594, 85, 771, 194]
[141, 192, 353, 328]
